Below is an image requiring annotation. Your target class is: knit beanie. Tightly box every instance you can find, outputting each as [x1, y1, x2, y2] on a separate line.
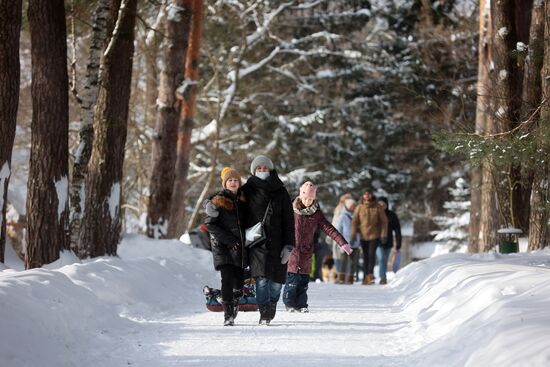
[299, 181, 317, 200]
[220, 167, 241, 188]
[250, 155, 274, 174]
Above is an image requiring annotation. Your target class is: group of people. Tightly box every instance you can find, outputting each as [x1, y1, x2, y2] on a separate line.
[329, 192, 402, 286]
[204, 154, 400, 327]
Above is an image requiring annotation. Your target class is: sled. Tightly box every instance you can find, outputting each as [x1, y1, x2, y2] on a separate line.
[203, 283, 258, 312]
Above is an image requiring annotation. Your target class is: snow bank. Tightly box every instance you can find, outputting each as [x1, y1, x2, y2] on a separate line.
[0, 235, 218, 367]
[1, 234, 549, 366]
[392, 251, 550, 366]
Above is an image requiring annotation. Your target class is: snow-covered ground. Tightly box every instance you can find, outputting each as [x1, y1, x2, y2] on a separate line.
[1, 235, 549, 367]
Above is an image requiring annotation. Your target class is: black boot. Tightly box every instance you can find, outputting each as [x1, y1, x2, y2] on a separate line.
[222, 302, 235, 326]
[232, 299, 240, 320]
[269, 302, 277, 321]
[258, 304, 270, 325]
[232, 289, 242, 320]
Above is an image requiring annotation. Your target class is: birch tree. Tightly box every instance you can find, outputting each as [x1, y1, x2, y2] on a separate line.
[69, 0, 112, 258]
[80, 0, 138, 257]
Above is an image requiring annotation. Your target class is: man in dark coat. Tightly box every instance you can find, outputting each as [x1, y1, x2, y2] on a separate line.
[376, 197, 402, 285]
[241, 155, 295, 325]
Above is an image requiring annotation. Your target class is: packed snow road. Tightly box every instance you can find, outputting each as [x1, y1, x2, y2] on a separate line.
[3, 238, 550, 367]
[114, 282, 417, 367]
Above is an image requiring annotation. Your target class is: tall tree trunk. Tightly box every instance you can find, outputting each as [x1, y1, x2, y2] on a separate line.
[478, 0, 501, 252]
[168, 0, 204, 239]
[490, 0, 515, 232]
[509, 0, 534, 233]
[471, 0, 491, 253]
[26, 0, 70, 268]
[80, 0, 137, 257]
[69, 0, 112, 258]
[146, 0, 193, 239]
[143, 6, 165, 129]
[419, 0, 434, 27]
[528, 1, 550, 250]
[0, 0, 22, 263]
[519, 0, 545, 241]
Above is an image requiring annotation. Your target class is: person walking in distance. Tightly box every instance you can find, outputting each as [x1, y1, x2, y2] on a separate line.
[204, 168, 247, 326]
[283, 181, 353, 312]
[330, 193, 353, 276]
[335, 198, 361, 284]
[241, 155, 295, 325]
[351, 191, 388, 285]
[376, 197, 402, 285]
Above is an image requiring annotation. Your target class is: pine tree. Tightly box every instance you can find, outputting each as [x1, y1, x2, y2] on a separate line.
[26, 0, 70, 268]
[0, 0, 22, 263]
[432, 177, 470, 252]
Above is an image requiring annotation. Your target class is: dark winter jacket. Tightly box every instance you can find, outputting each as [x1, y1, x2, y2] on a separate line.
[288, 198, 348, 275]
[377, 197, 402, 250]
[241, 170, 294, 284]
[205, 189, 247, 270]
[383, 209, 402, 250]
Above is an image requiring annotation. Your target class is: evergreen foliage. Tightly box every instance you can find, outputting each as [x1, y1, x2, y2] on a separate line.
[433, 117, 550, 170]
[431, 177, 470, 251]
[187, 0, 478, 226]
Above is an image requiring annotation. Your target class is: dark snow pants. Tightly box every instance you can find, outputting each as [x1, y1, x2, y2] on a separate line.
[219, 264, 244, 303]
[361, 239, 379, 276]
[283, 272, 310, 309]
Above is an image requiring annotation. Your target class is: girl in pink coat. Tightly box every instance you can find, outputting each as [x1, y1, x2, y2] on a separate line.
[283, 181, 353, 312]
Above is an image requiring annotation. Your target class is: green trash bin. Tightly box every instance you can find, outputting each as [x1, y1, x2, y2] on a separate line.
[497, 228, 522, 254]
[499, 240, 518, 254]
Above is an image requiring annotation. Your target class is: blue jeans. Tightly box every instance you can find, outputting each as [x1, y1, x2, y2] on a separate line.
[255, 276, 283, 306]
[283, 272, 310, 309]
[376, 246, 391, 280]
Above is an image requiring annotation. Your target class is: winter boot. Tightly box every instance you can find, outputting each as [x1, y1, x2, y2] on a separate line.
[269, 302, 278, 321]
[346, 274, 354, 284]
[232, 289, 242, 320]
[222, 302, 235, 326]
[337, 272, 346, 284]
[362, 274, 374, 285]
[258, 304, 270, 325]
[379, 277, 387, 285]
[232, 299, 240, 320]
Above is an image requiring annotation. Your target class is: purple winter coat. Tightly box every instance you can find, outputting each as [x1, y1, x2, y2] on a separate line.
[288, 198, 348, 275]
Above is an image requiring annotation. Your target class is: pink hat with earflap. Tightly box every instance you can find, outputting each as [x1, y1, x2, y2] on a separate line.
[299, 181, 317, 200]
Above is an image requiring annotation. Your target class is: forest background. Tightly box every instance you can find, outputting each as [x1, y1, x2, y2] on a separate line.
[1, 0, 549, 269]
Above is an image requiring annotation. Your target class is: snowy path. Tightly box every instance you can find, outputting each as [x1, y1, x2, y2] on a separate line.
[3, 240, 550, 367]
[111, 282, 420, 367]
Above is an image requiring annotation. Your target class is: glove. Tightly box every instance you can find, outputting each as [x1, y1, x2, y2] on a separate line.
[341, 243, 353, 255]
[203, 200, 219, 217]
[280, 245, 293, 264]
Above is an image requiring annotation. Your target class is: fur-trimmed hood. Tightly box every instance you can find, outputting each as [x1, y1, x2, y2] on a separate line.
[210, 190, 245, 211]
